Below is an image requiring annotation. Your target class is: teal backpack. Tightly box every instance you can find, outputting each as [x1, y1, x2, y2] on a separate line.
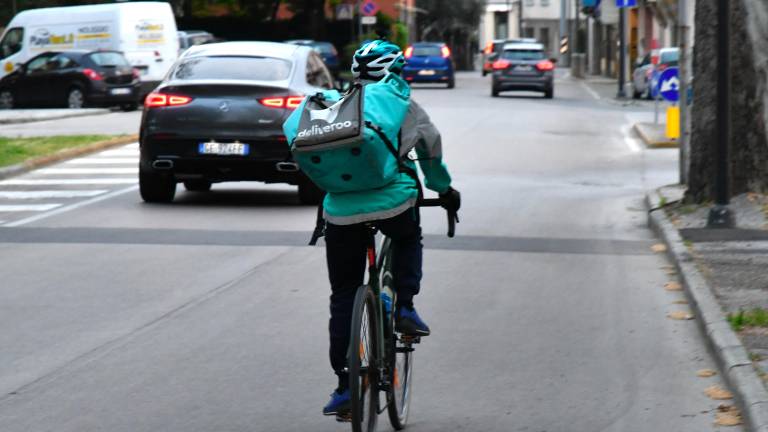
[283, 73, 411, 194]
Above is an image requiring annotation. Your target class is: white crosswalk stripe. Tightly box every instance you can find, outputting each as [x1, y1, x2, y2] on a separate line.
[98, 149, 140, 157]
[1, 178, 137, 185]
[0, 204, 62, 212]
[37, 167, 138, 175]
[65, 158, 138, 164]
[0, 190, 108, 199]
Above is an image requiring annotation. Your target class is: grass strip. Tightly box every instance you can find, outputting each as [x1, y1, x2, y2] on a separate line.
[728, 308, 768, 331]
[0, 135, 112, 168]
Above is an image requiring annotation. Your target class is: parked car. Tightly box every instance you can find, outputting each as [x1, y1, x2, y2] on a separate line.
[490, 42, 555, 98]
[634, 47, 679, 100]
[138, 41, 335, 204]
[285, 40, 340, 76]
[0, 50, 140, 110]
[402, 42, 455, 88]
[178, 30, 216, 54]
[481, 38, 537, 76]
[0, 2, 178, 98]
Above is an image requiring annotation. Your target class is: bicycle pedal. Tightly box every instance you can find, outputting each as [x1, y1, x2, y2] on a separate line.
[335, 412, 352, 423]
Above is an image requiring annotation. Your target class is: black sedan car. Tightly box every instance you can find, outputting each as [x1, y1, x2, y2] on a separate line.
[491, 42, 555, 99]
[0, 50, 140, 110]
[139, 41, 336, 204]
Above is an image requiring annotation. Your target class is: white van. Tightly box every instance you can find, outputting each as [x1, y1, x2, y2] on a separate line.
[0, 2, 179, 96]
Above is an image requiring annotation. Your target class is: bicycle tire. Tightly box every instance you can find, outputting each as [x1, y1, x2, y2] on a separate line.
[349, 284, 379, 432]
[383, 253, 414, 430]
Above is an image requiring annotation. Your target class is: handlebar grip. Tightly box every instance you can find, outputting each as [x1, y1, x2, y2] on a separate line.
[417, 198, 458, 238]
[447, 211, 456, 238]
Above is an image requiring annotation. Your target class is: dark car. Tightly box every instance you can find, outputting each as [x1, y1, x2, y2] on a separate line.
[481, 38, 537, 76]
[138, 41, 336, 204]
[0, 50, 140, 110]
[491, 42, 554, 98]
[286, 40, 340, 76]
[178, 30, 216, 54]
[402, 42, 455, 88]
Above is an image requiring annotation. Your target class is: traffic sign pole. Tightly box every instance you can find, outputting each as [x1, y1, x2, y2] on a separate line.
[617, 7, 626, 98]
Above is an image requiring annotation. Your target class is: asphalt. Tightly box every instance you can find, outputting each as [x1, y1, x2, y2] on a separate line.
[0, 72, 744, 431]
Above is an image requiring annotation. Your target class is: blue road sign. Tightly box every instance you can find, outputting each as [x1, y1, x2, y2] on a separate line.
[583, 0, 598, 6]
[360, 0, 379, 16]
[616, 0, 636, 7]
[657, 67, 680, 102]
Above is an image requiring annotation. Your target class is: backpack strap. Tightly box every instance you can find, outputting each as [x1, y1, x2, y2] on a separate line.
[308, 199, 326, 246]
[364, 121, 424, 201]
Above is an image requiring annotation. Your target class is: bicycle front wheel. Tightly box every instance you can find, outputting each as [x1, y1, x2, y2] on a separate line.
[349, 284, 379, 432]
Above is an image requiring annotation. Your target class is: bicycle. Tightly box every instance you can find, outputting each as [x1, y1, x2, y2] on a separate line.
[344, 198, 458, 432]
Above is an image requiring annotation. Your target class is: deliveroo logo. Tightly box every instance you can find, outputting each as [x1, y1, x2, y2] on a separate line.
[298, 99, 353, 138]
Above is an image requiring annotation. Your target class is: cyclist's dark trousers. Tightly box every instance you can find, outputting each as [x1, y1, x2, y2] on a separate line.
[325, 207, 422, 385]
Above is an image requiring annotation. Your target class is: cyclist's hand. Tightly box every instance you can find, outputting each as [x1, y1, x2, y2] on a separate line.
[440, 187, 461, 212]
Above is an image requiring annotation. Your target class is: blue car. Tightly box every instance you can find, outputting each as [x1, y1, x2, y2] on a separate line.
[402, 42, 455, 88]
[285, 40, 340, 76]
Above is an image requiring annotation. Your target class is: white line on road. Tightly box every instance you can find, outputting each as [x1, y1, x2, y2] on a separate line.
[0, 178, 136, 185]
[97, 149, 140, 157]
[0, 204, 62, 212]
[126, 143, 139, 149]
[621, 124, 642, 153]
[580, 81, 601, 100]
[37, 167, 138, 175]
[64, 158, 138, 164]
[3, 185, 139, 227]
[0, 190, 107, 199]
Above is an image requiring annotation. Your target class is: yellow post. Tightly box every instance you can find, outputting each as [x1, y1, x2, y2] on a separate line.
[666, 105, 680, 139]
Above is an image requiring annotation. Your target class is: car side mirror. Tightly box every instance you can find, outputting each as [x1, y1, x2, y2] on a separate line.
[549, 57, 558, 64]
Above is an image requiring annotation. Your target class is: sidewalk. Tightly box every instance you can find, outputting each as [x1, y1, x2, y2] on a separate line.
[0, 108, 110, 125]
[648, 186, 768, 431]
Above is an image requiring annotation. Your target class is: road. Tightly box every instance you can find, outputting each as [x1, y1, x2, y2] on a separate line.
[0, 72, 741, 432]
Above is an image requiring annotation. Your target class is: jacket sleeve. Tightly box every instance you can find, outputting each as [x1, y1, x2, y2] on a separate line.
[401, 99, 452, 194]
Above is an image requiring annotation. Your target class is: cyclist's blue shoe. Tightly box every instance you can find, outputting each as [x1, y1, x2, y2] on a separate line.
[395, 306, 431, 336]
[323, 388, 351, 416]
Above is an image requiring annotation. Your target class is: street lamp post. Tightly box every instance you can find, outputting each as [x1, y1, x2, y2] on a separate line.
[617, 7, 626, 98]
[707, 0, 733, 227]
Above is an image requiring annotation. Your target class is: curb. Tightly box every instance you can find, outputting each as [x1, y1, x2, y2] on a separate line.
[646, 194, 768, 431]
[0, 134, 138, 181]
[633, 123, 678, 148]
[0, 109, 111, 125]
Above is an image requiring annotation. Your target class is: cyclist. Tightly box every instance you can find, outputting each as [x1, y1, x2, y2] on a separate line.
[322, 39, 461, 416]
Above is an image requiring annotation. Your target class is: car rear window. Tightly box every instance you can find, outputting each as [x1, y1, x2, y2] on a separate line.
[501, 50, 545, 60]
[172, 56, 292, 81]
[89, 52, 130, 67]
[660, 50, 679, 65]
[413, 46, 442, 57]
[314, 43, 337, 55]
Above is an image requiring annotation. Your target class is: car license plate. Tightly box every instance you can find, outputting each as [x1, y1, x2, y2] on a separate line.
[515, 65, 533, 71]
[198, 142, 249, 156]
[110, 88, 132, 95]
[418, 69, 435, 76]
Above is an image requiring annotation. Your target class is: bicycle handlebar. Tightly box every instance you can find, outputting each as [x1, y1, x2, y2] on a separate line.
[418, 198, 459, 238]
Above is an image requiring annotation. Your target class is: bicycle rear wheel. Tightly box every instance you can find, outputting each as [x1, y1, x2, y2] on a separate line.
[383, 266, 414, 430]
[349, 284, 379, 432]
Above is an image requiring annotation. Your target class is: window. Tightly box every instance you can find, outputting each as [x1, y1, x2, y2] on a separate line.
[26, 54, 56, 73]
[306, 53, 333, 89]
[412, 46, 442, 57]
[540, 28, 550, 54]
[525, 0, 534, 6]
[541, 0, 550, 5]
[172, 56, 292, 81]
[51, 54, 77, 69]
[501, 49, 545, 61]
[0, 28, 24, 60]
[89, 52, 130, 67]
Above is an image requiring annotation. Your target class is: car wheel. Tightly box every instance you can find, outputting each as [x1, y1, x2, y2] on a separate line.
[67, 88, 85, 109]
[139, 168, 176, 203]
[298, 177, 324, 205]
[491, 86, 500, 97]
[183, 179, 212, 192]
[0, 90, 14, 109]
[447, 77, 455, 89]
[482, 70, 488, 77]
[544, 88, 554, 99]
[120, 102, 138, 112]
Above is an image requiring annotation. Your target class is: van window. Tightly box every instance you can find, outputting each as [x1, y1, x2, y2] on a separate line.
[172, 56, 292, 81]
[0, 28, 24, 60]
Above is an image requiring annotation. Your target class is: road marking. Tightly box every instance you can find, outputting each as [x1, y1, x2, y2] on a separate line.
[126, 143, 139, 149]
[0, 190, 107, 199]
[37, 167, 138, 175]
[4, 185, 139, 227]
[580, 81, 601, 100]
[97, 149, 140, 157]
[0, 178, 136, 185]
[0, 204, 62, 212]
[65, 158, 138, 164]
[621, 124, 642, 153]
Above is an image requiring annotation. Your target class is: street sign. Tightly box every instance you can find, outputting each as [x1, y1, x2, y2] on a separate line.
[361, 15, 377, 25]
[583, 0, 598, 6]
[336, 4, 353, 20]
[615, 0, 636, 7]
[657, 67, 680, 102]
[360, 0, 379, 16]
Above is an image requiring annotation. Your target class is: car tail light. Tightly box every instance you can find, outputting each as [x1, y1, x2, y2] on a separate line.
[404, 46, 413, 59]
[492, 59, 511, 70]
[441, 46, 451, 58]
[259, 96, 304, 109]
[83, 68, 102, 81]
[536, 60, 555, 71]
[145, 92, 193, 108]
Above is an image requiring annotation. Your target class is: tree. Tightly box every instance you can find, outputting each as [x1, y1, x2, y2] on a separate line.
[415, 0, 485, 70]
[686, 0, 768, 202]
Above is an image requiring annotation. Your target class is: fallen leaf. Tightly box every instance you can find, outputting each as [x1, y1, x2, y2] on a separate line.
[704, 385, 733, 400]
[697, 369, 717, 377]
[672, 300, 689, 305]
[668, 311, 694, 320]
[665, 269, 678, 275]
[651, 243, 668, 253]
[714, 404, 742, 426]
[665, 282, 683, 291]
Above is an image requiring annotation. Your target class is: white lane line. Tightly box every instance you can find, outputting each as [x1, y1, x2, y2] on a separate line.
[37, 167, 138, 175]
[580, 81, 601, 100]
[0, 190, 107, 199]
[0, 204, 62, 212]
[4, 185, 139, 227]
[65, 158, 138, 164]
[621, 124, 642, 153]
[125, 143, 139, 149]
[0, 178, 136, 185]
[97, 149, 140, 157]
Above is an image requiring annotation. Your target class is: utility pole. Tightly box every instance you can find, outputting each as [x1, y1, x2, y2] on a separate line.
[574, 0, 580, 53]
[617, 7, 627, 98]
[519, 0, 524, 38]
[707, 0, 733, 227]
[678, 0, 689, 183]
[559, 0, 568, 64]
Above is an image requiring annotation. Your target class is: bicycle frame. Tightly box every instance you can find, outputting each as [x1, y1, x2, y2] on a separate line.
[363, 229, 393, 396]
